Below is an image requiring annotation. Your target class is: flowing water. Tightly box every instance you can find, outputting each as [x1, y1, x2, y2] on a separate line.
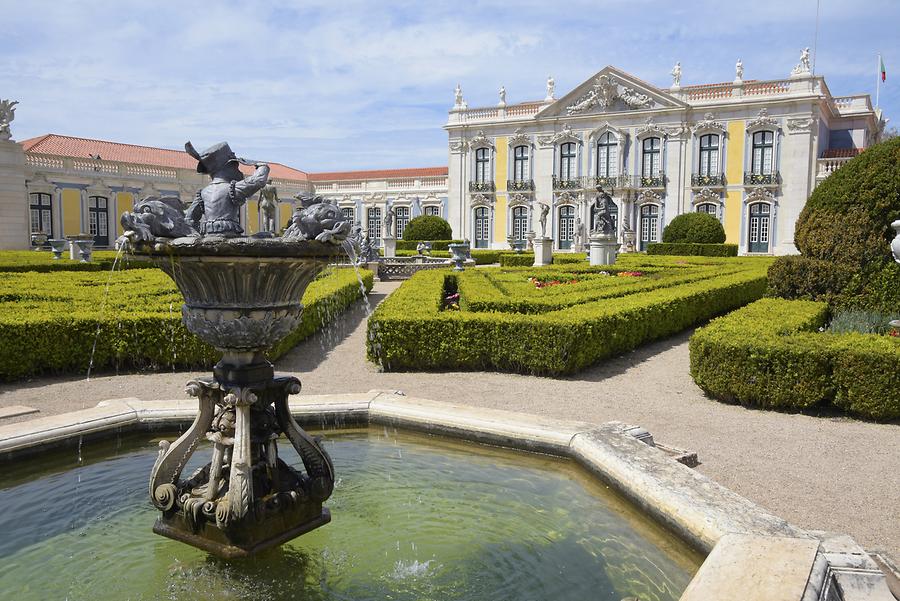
[0, 428, 700, 601]
[86, 244, 126, 380]
[341, 239, 372, 317]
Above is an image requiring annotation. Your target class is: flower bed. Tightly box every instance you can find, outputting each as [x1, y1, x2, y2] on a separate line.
[0, 267, 373, 381]
[689, 298, 900, 421]
[368, 256, 769, 375]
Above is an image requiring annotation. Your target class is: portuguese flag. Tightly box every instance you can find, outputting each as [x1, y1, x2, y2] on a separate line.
[881, 56, 887, 82]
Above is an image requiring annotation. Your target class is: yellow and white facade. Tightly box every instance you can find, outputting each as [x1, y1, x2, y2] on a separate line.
[445, 62, 885, 254]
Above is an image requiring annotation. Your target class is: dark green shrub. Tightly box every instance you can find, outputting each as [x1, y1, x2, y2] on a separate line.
[395, 239, 463, 251]
[402, 216, 453, 241]
[499, 253, 534, 267]
[661, 213, 726, 244]
[647, 243, 737, 257]
[766, 255, 853, 303]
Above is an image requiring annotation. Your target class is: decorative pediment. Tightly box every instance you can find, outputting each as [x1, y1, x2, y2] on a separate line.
[470, 193, 494, 207]
[637, 189, 663, 205]
[747, 108, 779, 131]
[636, 117, 668, 138]
[449, 140, 465, 152]
[26, 173, 56, 193]
[508, 192, 531, 206]
[554, 190, 580, 205]
[786, 116, 817, 134]
[508, 128, 531, 148]
[538, 124, 581, 147]
[588, 121, 626, 142]
[692, 112, 727, 134]
[693, 187, 721, 204]
[467, 130, 494, 151]
[745, 187, 776, 204]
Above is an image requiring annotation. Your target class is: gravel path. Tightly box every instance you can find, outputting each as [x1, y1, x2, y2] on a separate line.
[2, 280, 898, 562]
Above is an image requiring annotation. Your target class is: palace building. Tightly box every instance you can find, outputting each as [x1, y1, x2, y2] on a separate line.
[444, 55, 885, 254]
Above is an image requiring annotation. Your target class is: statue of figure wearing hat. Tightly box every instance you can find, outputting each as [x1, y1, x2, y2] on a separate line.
[184, 141, 270, 236]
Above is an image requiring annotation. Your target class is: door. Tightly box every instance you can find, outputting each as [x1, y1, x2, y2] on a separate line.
[748, 202, 771, 253]
[474, 207, 490, 248]
[558, 205, 574, 250]
[639, 204, 659, 251]
[88, 196, 109, 246]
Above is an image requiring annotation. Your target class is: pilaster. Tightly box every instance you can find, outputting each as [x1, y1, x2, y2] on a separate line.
[0, 139, 28, 249]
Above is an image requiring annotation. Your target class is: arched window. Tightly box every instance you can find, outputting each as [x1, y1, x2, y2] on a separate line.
[424, 205, 440, 217]
[475, 148, 490, 183]
[474, 207, 490, 248]
[559, 142, 577, 180]
[341, 207, 355, 222]
[512, 206, 528, 242]
[513, 145, 529, 181]
[596, 132, 618, 178]
[696, 202, 717, 217]
[750, 131, 774, 175]
[394, 206, 410, 238]
[558, 205, 575, 249]
[639, 204, 660, 251]
[367, 207, 382, 243]
[88, 195, 109, 246]
[698, 134, 719, 176]
[642, 138, 661, 177]
[29, 192, 53, 243]
[748, 202, 771, 253]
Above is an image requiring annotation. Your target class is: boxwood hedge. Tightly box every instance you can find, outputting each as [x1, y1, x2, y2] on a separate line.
[689, 298, 900, 421]
[0, 250, 153, 273]
[647, 243, 738, 257]
[368, 256, 769, 375]
[0, 267, 373, 380]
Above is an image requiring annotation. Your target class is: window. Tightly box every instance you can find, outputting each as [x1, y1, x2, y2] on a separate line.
[474, 207, 490, 248]
[513, 145, 529, 181]
[88, 196, 109, 246]
[559, 142, 577, 180]
[751, 131, 774, 175]
[367, 207, 382, 242]
[394, 206, 410, 238]
[475, 148, 490, 183]
[596, 132, 618, 178]
[512, 206, 528, 242]
[29, 192, 53, 243]
[424, 205, 440, 217]
[639, 204, 659, 251]
[341, 207, 354, 222]
[698, 134, 719, 176]
[642, 138, 661, 177]
[696, 202, 717, 217]
[558, 205, 575, 250]
[748, 202, 771, 253]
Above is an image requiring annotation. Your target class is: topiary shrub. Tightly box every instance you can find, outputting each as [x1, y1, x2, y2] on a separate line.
[661, 213, 726, 244]
[766, 255, 853, 304]
[402, 215, 453, 241]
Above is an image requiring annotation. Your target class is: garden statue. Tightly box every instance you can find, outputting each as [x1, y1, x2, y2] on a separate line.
[792, 47, 811, 75]
[574, 215, 584, 248]
[591, 187, 616, 236]
[538, 202, 550, 237]
[120, 196, 197, 242]
[258, 183, 279, 233]
[498, 86, 507, 106]
[411, 197, 422, 217]
[670, 62, 682, 87]
[546, 75, 555, 101]
[735, 58, 744, 82]
[184, 141, 270, 236]
[284, 192, 351, 243]
[0, 99, 18, 141]
[383, 206, 394, 238]
[359, 230, 373, 262]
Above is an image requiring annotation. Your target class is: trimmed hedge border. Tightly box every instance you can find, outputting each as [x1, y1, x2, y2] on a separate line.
[647, 243, 738, 257]
[0, 267, 373, 381]
[0, 250, 154, 273]
[395, 240, 463, 251]
[368, 258, 768, 375]
[498, 252, 587, 267]
[689, 298, 900, 421]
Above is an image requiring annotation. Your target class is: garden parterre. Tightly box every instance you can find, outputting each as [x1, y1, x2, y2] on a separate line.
[367, 255, 771, 375]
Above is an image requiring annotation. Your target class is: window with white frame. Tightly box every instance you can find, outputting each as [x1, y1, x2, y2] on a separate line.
[29, 192, 53, 241]
[698, 134, 720, 176]
[512, 206, 528, 242]
[367, 207, 382, 242]
[596, 132, 618, 177]
[642, 137, 661, 177]
[394, 206, 410, 238]
[341, 207, 355, 222]
[424, 205, 440, 217]
[696, 202, 717, 217]
[474, 207, 490, 248]
[513, 145, 529, 181]
[88, 195, 109, 245]
[475, 148, 490, 183]
[559, 142, 577, 180]
[750, 131, 774, 175]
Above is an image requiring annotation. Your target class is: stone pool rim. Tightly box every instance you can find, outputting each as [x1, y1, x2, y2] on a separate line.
[0, 390, 893, 601]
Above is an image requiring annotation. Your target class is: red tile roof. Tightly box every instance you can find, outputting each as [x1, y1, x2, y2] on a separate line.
[822, 148, 864, 158]
[309, 166, 448, 181]
[20, 133, 309, 182]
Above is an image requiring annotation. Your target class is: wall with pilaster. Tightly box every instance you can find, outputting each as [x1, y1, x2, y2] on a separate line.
[724, 120, 745, 244]
[0, 140, 28, 249]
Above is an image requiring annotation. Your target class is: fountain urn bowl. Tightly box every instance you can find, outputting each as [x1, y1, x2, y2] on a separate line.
[131, 235, 344, 558]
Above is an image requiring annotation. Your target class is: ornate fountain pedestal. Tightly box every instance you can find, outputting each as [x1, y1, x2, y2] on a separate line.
[139, 236, 342, 558]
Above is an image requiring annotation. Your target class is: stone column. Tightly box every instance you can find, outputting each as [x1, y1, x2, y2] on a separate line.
[0, 138, 28, 249]
[532, 237, 552, 266]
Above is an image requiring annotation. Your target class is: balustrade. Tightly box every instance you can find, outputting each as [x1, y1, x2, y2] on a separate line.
[743, 171, 779, 186]
[507, 179, 535, 191]
[691, 173, 726, 187]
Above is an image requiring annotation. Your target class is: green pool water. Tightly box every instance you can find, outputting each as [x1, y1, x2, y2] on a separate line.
[0, 427, 701, 600]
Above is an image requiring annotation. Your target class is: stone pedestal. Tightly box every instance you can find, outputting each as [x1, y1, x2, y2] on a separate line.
[381, 236, 396, 258]
[0, 139, 28, 250]
[66, 233, 93, 260]
[532, 237, 552, 267]
[589, 233, 620, 266]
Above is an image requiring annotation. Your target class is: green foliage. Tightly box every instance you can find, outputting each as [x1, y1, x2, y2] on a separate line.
[393, 249, 502, 265]
[0, 250, 153, 273]
[395, 239, 464, 251]
[0, 267, 373, 381]
[646, 243, 737, 257]
[689, 298, 900, 421]
[498, 253, 588, 266]
[368, 256, 768, 375]
[766, 255, 853, 303]
[828, 308, 898, 335]
[661, 213, 726, 244]
[402, 215, 453, 241]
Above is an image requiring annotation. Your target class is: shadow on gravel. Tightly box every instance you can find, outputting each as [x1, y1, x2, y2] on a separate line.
[565, 330, 694, 384]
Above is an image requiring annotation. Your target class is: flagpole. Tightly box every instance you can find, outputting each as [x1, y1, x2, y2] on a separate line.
[876, 53, 881, 108]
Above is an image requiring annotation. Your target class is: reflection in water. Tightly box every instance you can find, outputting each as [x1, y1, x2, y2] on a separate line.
[0, 428, 700, 601]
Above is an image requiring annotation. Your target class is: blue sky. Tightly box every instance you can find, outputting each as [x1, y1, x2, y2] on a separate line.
[1, 0, 896, 172]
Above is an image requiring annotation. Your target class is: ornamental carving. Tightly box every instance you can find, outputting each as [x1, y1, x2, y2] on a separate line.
[637, 189, 663, 205]
[636, 117, 667, 138]
[692, 112, 727, 134]
[554, 190, 580, 205]
[508, 127, 531, 148]
[467, 130, 494, 151]
[745, 186, 776, 204]
[565, 74, 652, 115]
[747, 108, 778, 130]
[449, 140, 465, 152]
[470, 193, 494, 207]
[693, 187, 721, 204]
[786, 116, 817, 133]
[508, 192, 531, 205]
[538, 123, 581, 147]
[588, 121, 625, 142]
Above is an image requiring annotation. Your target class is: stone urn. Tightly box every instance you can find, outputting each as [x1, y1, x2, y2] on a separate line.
[890, 220, 900, 264]
[448, 242, 469, 271]
[73, 239, 94, 262]
[30, 233, 48, 249]
[48, 239, 67, 260]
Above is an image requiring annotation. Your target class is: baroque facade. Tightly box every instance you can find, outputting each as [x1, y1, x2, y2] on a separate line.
[445, 57, 885, 254]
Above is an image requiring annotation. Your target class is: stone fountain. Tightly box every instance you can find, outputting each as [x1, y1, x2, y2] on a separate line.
[119, 141, 351, 558]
